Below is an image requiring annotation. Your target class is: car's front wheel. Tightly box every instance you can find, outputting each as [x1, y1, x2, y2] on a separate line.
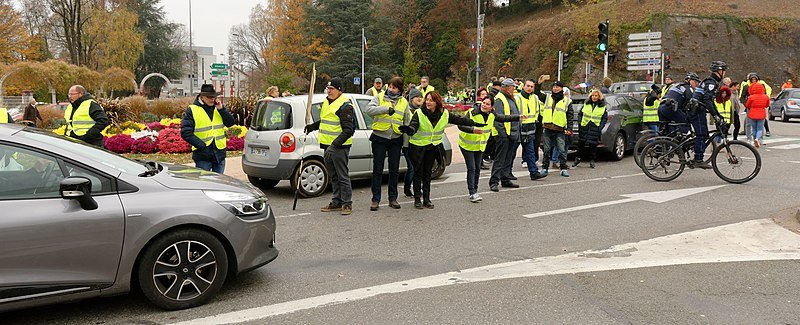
[781, 108, 790, 122]
[291, 159, 328, 198]
[137, 229, 229, 310]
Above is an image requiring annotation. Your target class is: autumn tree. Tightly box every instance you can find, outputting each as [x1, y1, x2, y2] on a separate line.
[269, 0, 331, 82]
[0, 0, 40, 64]
[85, 5, 144, 71]
[129, 0, 185, 98]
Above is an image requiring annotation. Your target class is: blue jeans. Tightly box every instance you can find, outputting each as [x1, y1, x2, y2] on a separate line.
[751, 119, 765, 140]
[195, 159, 225, 173]
[542, 129, 567, 170]
[522, 134, 539, 175]
[370, 136, 403, 202]
[461, 148, 483, 195]
[645, 123, 660, 132]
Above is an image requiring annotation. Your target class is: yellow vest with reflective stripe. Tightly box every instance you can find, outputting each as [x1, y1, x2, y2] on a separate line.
[373, 92, 408, 134]
[418, 85, 435, 98]
[0, 108, 8, 123]
[189, 105, 226, 151]
[409, 109, 449, 147]
[494, 93, 514, 135]
[459, 110, 494, 152]
[64, 99, 96, 136]
[319, 95, 353, 146]
[541, 95, 570, 128]
[517, 93, 539, 125]
[714, 100, 732, 124]
[660, 84, 672, 98]
[643, 99, 660, 123]
[580, 103, 606, 127]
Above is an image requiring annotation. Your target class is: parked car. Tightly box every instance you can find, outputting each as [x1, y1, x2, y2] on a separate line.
[243, 93, 452, 198]
[610, 81, 658, 98]
[0, 124, 278, 311]
[768, 88, 800, 122]
[569, 94, 644, 160]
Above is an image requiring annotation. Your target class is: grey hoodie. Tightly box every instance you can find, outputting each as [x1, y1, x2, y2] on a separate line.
[366, 90, 412, 140]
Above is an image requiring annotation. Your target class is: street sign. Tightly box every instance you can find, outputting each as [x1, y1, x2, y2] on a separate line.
[626, 65, 662, 71]
[211, 70, 229, 76]
[211, 63, 229, 69]
[627, 45, 661, 52]
[627, 59, 661, 66]
[628, 51, 662, 59]
[353, 77, 361, 85]
[627, 39, 661, 47]
[211, 76, 230, 81]
[628, 32, 662, 40]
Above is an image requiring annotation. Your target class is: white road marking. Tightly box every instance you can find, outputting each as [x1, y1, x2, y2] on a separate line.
[769, 143, 800, 150]
[760, 137, 799, 145]
[785, 160, 800, 164]
[275, 212, 311, 219]
[523, 185, 725, 218]
[170, 219, 800, 325]
[431, 171, 490, 185]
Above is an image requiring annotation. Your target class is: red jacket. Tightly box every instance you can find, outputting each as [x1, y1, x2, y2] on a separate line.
[745, 83, 769, 120]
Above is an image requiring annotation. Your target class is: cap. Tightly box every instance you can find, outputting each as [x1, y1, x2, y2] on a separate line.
[408, 87, 423, 100]
[501, 79, 516, 87]
[553, 81, 566, 88]
[374, 77, 383, 83]
[327, 77, 343, 91]
[492, 81, 502, 86]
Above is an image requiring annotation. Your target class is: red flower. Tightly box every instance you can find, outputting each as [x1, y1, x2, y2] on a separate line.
[104, 134, 135, 154]
[157, 128, 191, 153]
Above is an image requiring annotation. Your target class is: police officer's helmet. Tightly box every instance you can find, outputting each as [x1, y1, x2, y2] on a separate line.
[709, 61, 728, 72]
[685, 72, 701, 82]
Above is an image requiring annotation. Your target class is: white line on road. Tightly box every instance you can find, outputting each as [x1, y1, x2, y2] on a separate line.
[170, 218, 800, 325]
[784, 160, 800, 164]
[760, 137, 800, 145]
[275, 212, 311, 219]
[769, 143, 800, 150]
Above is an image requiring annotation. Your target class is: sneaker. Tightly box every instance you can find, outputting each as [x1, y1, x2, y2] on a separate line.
[766, 132, 771, 137]
[473, 194, 483, 202]
[388, 200, 401, 209]
[560, 169, 570, 177]
[404, 188, 413, 197]
[423, 201, 435, 209]
[572, 158, 581, 167]
[530, 172, 547, 180]
[321, 203, 342, 212]
[480, 164, 490, 170]
[589, 160, 596, 169]
[490, 184, 499, 192]
[693, 160, 713, 169]
[539, 169, 549, 176]
[370, 201, 379, 211]
[753, 139, 760, 148]
[341, 205, 352, 215]
[414, 199, 423, 209]
[508, 174, 518, 180]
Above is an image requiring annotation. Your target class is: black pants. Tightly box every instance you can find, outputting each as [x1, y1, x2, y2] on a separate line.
[489, 136, 517, 186]
[409, 144, 438, 203]
[461, 148, 483, 195]
[732, 113, 741, 140]
[764, 118, 770, 133]
[576, 140, 598, 161]
[483, 135, 496, 161]
[370, 136, 403, 203]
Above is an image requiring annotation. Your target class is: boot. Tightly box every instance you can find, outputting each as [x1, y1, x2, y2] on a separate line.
[572, 157, 581, 168]
[589, 160, 596, 169]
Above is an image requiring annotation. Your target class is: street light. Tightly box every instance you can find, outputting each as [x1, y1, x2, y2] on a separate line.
[188, 0, 194, 96]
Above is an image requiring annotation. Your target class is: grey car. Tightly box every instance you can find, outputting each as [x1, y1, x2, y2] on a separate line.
[768, 88, 800, 122]
[610, 81, 658, 99]
[569, 94, 644, 160]
[0, 125, 278, 311]
[243, 94, 452, 197]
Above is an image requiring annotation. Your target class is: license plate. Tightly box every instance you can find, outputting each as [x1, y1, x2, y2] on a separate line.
[250, 147, 269, 157]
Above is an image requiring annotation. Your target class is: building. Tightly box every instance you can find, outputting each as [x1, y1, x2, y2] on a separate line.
[173, 46, 219, 97]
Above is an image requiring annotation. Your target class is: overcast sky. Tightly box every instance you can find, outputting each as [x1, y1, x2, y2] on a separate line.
[162, 0, 261, 61]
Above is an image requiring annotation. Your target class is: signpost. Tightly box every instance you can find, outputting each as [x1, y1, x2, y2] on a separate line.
[353, 77, 361, 85]
[626, 31, 663, 81]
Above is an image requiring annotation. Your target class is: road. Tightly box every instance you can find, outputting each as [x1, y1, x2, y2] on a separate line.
[5, 120, 800, 324]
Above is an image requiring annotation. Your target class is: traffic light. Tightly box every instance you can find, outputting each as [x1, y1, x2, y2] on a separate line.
[597, 21, 609, 53]
[561, 52, 570, 67]
[664, 55, 671, 70]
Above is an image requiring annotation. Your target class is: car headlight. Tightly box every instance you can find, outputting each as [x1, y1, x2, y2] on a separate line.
[203, 190, 268, 219]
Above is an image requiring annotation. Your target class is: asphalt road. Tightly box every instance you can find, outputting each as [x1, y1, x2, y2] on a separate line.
[5, 120, 800, 324]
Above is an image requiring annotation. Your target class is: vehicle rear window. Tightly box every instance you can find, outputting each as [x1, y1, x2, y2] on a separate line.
[252, 100, 293, 131]
[356, 99, 372, 129]
[792, 91, 800, 98]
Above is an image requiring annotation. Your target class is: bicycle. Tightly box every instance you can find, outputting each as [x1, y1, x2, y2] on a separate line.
[633, 124, 719, 168]
[638, 121, 760, 183]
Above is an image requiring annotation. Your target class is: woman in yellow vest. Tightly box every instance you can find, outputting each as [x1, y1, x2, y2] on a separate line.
[573, 89, 608, 169]
[643, 84, 662, 132]
[398, 92, 484, 209]
[458, 96, 522, 203]
[180, 84, 236, 173]
[365, 77, 411, 211]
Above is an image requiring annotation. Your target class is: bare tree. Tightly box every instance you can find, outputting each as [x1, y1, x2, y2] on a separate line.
[47, 0, 95, 65]
[227, 3, 275, 73]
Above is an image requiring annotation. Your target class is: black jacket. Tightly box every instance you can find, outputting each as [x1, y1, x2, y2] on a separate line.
[304, 95, 356, 149]
[577, 99, 608, 146]
[457, 107, 519, 134]
[533, 85, 573, 132]
[67, 94, 109, 147]
[181, 97, 236, 163]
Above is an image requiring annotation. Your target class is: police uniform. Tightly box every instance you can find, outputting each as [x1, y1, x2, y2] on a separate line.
[689, 75, 723, 161]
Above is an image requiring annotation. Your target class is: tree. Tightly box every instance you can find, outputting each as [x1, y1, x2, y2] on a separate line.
[84, 5, 144, 71]
[269, 0, 331, 82]
[228, 4, 273, 73]
[20, 0, 54, 60]
[0, 0, 40, 63]
[129, 0, 185, 98]
[47, 0, 94, 65]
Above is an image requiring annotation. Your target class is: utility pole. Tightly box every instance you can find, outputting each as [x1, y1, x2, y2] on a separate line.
[188, 0, 194, 96]
[361, 28, 365, 94]
[475, 0, 483, 100]
[557, 51, 563, 81]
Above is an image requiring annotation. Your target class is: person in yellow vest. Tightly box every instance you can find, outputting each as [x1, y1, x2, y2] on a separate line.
[533, 80, 573, 177]
[180, 84, 235, 173]
[264, 86, 280, 100]
[458, 95, 522, 202]
[303, 77, 356, 215]
[488, 78, 523, 192]
[263, 86, 284, 126]
[417, 76, 435, 98]
[64, 85, 109, 147]
[399, 91, 484, 209]
[365, 77, 411, 211]
[729, 81, 745, 140]
[660, 76, 674, 98]
[0, 105, 13, 124]
[402, 87, 424, 197]
[643, 84, 662, 132]
[519, 77, 547, 180]
[365, 78, 384, 97]
[573, 89, 608, 169]
[740, 73, 772, 137]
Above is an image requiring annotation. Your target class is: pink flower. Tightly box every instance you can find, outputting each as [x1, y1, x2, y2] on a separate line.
[226, 136, 244, 151]
[104, 134, 135, 154]
[132, 136, 159, 154]
[157, 128, 191, 153]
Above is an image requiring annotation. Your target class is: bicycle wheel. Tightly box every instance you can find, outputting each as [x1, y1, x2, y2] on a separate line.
[633, 131, 656, 168]
[640, 138, 685, 182]
[712, 140, 761, 184]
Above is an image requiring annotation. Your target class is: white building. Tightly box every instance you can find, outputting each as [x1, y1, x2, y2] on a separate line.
[173, 46, 219, 97]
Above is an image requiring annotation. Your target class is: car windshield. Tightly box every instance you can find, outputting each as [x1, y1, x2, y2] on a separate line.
[252, 100, 293, 131]
[16, 128, 149, 175]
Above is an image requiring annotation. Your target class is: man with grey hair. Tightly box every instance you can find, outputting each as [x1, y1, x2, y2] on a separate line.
[64, 85, 109, 147]
[489, 78, 522, 191]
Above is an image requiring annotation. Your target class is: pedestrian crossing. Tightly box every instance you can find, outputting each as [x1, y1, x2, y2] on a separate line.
[760, 136, 800, 150]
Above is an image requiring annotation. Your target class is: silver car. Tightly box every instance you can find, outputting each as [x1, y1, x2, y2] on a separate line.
[243, 93, 452, 197]
[0, 125, 278, 311]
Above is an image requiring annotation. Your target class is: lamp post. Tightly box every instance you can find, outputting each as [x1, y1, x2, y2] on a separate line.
[188, 0, 194, 96]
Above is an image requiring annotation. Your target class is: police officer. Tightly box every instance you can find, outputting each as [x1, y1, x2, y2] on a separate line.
[64, 85, 109, 147]
[180, 84, 236, 173]
[643, 84, 662, 132]
[657, 72, 701, 134]
[304, 77, 356, 215]
[686, 61, 728, 169]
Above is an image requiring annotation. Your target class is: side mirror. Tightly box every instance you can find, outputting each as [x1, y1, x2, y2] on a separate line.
[60, 177, 98, 210]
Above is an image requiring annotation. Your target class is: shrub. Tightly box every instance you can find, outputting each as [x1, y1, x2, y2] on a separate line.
[226, 136, 245, 151]
[104, 134, 135, 153]
[120, 96, 148, 120]
[157, 127, 190, 153]
[96, 98, 133, 124]
[151, 98, 191, 118]
[102, 121, 146, 137]
[226, 125, 247, 139]
[132, 136, 159, 154]
[140, 112, 159, 123]
[39, 105, 66, 129]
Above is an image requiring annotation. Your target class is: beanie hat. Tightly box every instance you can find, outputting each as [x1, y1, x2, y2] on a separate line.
[408, 87, 423, 100]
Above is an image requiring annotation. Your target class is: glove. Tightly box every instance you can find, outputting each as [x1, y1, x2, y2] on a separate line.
[386, 107, 395, 116]
[398, 125, 413, 134]
[303, 124, 314, 135]
[687, 98, 703, 112]
[712, 114, 724, 125]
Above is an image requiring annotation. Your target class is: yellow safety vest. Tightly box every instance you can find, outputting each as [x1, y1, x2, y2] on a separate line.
[409, 109, 449, 147]
[494, 93, 515, 136]
[660, 84, 673, 99]
[580, 102, 606, 127]
[64, 99, 96, 136]
[740, 80, 772, 98]
[373, 92, 408, 134]
[643, 99, 660, 123]
[418, 85, 435, 98]
[714, 100, 732, 124]
[517, 93, 539, 125]
[541, 95, 570, 128]
[189, 105, 226, 151]
[0, 108, 8, 123]
[318, 95, 353, 146]
[458, 110, 494, 152]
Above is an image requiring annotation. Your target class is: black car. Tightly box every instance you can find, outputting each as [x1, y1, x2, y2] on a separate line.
[569, 94, 644, 160]
[610, 81, 659, 99]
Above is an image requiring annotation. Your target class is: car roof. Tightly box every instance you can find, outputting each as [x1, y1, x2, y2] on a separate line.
[0, 123, 25, 137]
[613, 81, 653, 84]
[264, 93, 372, 105]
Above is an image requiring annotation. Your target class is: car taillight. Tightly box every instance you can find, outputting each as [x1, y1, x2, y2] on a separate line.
[788, 100, 798, 106]
[607, 115, 613, 122]
[280, 132, 296, 153]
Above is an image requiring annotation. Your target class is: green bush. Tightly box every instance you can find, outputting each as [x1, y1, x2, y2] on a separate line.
[140, 112, 159, 123]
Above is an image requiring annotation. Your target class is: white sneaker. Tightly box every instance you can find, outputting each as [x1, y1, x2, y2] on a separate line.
[469, 194, 482, 203]
[474, 194, 483, 202]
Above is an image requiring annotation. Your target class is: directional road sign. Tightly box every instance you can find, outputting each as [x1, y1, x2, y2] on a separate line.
[628, 32, 662, 40]
[353, 77, 361, 85]
[627, 39, 662, 47]
[211, 63, 229, 69]
[628, 51, 662, 59]
[627, 45, 662, 52]
[627, 59, 661, 66]
[211, 70, 229, 76]
[627, 65, 662, 71]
